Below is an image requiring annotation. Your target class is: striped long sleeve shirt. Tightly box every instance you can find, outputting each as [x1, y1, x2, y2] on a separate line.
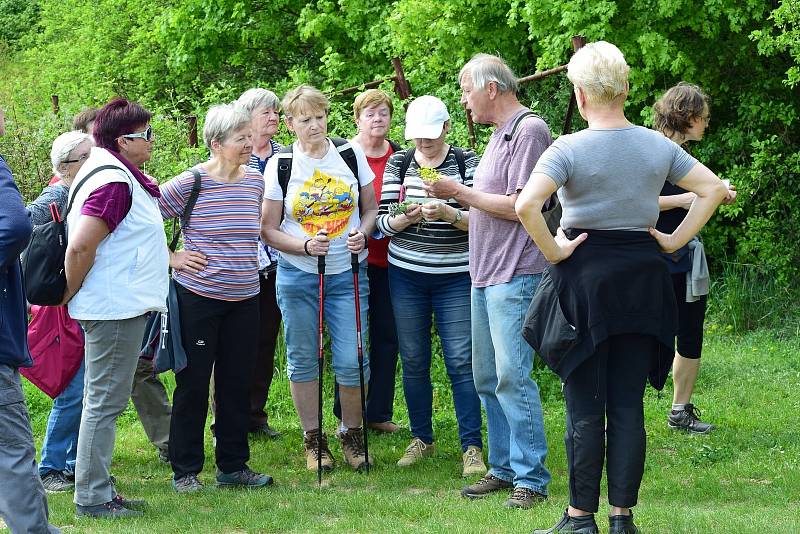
[376, 147, 477, 274]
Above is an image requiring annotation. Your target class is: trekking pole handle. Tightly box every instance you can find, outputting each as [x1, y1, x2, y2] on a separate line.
[318, 255, 325, 275]
[351, 252, 359, 272]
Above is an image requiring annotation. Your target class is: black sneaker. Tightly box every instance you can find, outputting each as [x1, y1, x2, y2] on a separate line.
[216, 467, 273, 488]
[41, 470, 74, 493]
[533, 509, 599, 534]
[460, 473, 513, 499]
[609, 512, 640, 534]
[173, 473, 204, 494]
[111, 494, 146, 511]
[158, 448, 170, 463]
[505, 486, 547, 509]
[250, 422, 281, 439]
[668, 404, 715, 434]
[76, 500, 143, 518]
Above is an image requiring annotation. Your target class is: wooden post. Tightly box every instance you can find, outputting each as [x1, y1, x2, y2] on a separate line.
[391, 57, 412, 100]
[465, 105, 477, 149]
[561, 35, 586, 135]
[187, 115, 198, 147]
[51, 95, 59, 115]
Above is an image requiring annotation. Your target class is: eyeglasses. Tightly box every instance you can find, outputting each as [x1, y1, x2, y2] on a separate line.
[121, 125, 153, 142]
[62, 153, 90, 164]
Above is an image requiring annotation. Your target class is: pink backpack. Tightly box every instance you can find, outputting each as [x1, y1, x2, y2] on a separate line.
[21, 305, 84, 398]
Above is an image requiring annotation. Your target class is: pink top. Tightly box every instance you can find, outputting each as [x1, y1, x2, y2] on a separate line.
[80, 152, 160, 232]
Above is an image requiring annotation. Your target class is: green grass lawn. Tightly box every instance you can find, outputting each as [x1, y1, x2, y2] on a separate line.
[8, 329, 800, 533]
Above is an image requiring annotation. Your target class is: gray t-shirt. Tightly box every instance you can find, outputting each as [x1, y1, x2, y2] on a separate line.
[469, 109, 551, 287]
[533, 126, 697, 231]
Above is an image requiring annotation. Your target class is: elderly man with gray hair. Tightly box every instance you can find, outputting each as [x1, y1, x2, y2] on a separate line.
[424, 53, 552, 509]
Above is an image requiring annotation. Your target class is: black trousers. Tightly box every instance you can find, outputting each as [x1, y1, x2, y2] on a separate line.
[563, 333, 656, 512]
[248, 271, 282, 428]
[170, 283, 259, 479]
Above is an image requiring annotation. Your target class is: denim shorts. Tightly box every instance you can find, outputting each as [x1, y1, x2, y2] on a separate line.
[276, 259, 369, 386]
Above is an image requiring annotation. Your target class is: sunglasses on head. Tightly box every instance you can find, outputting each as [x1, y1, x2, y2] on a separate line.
[62, 153, 90, 164]
[121, 125, 153, 142]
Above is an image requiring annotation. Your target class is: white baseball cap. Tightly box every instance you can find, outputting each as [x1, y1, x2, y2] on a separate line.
[404, 95, 450, 140]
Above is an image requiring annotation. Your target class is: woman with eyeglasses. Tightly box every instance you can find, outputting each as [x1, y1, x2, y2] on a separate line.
[653, 83, 736, 435]
[63, 97, 169, 519]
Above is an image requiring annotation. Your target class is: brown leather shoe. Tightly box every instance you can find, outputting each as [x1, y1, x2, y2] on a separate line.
[460, 473, 513, 499]
[338, 427, 374, 471]
[367, 421, 400, 433]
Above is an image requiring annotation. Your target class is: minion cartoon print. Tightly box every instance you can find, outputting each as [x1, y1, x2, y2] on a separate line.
[292, 168, 356, 237]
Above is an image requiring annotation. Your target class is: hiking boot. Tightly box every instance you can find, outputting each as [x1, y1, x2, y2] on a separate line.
[304, 429, 335, 472]
[460, 473, 513, 499]
[533, 509, 599, 534]
[63, 469, 75, 482]
[609, 512, 640, 534]
[75, 500, 143, 519]
[397, 437, 434, 467]
[111, 494, 146, 510]
[339, 427, 373, 471]
[668, 403, 715, 434]
[505, 486, 547, 509]
[216, 468, 273, 488]
[462, 446, 487, 478]
[250, 422, 281, 439]
[173, 473, 204, 494]
[41, 470, 74, 493]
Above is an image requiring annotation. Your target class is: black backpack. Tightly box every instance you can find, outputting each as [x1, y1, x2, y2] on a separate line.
[397, 146, 467, 185]
[22, 164, 122, 305]
[505, 110, 561, 235]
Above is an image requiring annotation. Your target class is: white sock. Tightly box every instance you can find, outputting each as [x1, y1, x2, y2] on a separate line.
[672, 403, 687, 412]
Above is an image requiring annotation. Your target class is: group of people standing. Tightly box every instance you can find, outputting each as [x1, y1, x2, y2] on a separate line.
[0, 39, 734, 534]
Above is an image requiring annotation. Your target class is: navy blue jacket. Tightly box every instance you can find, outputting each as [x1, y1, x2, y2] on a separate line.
[0, 154, 33, 368]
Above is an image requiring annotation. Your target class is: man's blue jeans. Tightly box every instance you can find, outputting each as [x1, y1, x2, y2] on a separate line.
[471, 274, 550, 493]
[390, 266, 482, 451]
[39, 359, 84, 476]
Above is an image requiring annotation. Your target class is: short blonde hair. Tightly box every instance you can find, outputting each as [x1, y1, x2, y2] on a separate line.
[567, 41, 630, 105]
[281, 85, 329, 120]
[353, 89, 393, 120]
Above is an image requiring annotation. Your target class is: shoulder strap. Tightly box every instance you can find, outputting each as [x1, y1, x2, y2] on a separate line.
[388, 140, 402, 153]
[503, 111, 539, 142]
[398, 148, 416, 185]
[331, 137, 360, 186]
[452, 146, 466, 181]
[277, 144, 294, 200]
[64, 164, 125, 218]
[169, 169, 202, 251]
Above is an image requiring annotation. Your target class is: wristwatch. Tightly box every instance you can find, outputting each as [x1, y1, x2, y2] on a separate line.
[452, 209, 463, 225]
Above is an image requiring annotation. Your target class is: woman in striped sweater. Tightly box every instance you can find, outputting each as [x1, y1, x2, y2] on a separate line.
[375, 95, 486, 478]
[159, 104, 272, 493]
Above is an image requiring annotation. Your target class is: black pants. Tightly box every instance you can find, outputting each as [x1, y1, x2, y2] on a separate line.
[248, 271, 282, 428]
[563, 333, 656, 512]
[170, 283, 259, 479]
[332, 264, 399, 423]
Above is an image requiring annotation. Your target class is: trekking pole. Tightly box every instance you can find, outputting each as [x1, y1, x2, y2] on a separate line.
[351, 248, 370, 473]
[317, 253, 326, 486]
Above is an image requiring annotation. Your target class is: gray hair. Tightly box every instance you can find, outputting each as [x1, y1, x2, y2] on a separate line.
[203, 103, 252, 150]
[50, 131, 92, 177]
[236, 88, 280, 116]
[459, 53, 519, 94]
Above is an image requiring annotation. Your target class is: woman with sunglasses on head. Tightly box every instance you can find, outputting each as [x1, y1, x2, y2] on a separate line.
[25, 131, 92, 495]
[63, 97, 169, 519]
[653, 83, 736, 435]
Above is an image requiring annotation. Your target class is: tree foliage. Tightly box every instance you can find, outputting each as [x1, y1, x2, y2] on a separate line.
[1, 0, 799, 282]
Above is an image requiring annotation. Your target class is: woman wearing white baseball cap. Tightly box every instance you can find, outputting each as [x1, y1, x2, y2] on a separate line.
[376, 95, 485, 478]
